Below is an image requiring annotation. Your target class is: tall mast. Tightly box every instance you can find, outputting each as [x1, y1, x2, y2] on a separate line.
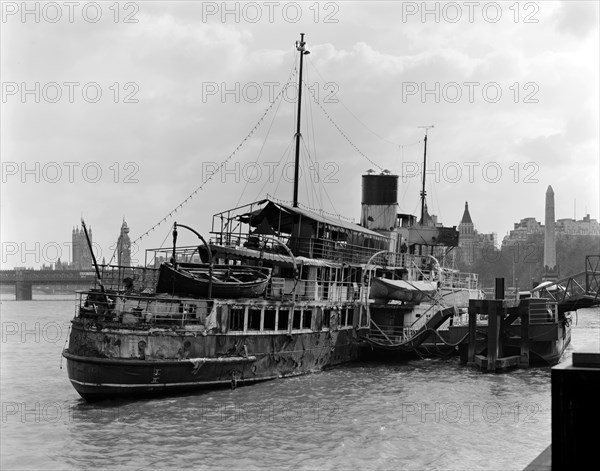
[293, 33, 309, 208]
[418, 125, 434, 224]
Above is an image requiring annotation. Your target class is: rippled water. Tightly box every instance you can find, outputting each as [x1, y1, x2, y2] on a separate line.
[1, 295, 598, 470]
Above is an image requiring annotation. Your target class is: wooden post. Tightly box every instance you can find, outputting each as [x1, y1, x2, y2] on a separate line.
[494, 278, 505, 299]
[495, 278, 505, 364]
[487, 300, 499, 372]
[520, 308, 530, 367]
[15, 269, 32, 301]
[468, 304, 477, 364]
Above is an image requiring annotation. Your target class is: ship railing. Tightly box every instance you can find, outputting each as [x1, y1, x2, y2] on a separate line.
[76, 291, 207, 326]
[448, 310, 473, 326]
[145, 246, 207, 267]
[267, 277, 365, 303]
[481, 287, 519, 300]
[92, 265, 159, 292]
[363, 252, 425, 269]
[368, 325, 428, 345]
[528, 298, 558, 324]
[439, 271, 479, 290]
[210, 232, 388, 265]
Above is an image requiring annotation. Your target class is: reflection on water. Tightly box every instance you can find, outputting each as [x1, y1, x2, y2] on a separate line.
[1, 298, 598, 470]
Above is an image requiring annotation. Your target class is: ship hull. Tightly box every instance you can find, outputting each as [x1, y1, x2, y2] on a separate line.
[63, 326, 362, 401]
[63, 351, 266, 401]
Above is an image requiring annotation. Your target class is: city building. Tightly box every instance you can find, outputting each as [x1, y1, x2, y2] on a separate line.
[71, 226, 93, 270]
[457, 202, 497, 264]
[503, 214, 600, 245]
[116, 219, 131, 267]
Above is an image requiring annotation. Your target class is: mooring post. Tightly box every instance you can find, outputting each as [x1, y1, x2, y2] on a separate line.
[487, 300, 499, 371]
[495, 277, 505, 360]
[468, 302, 477, 364]
[15, 269, 32, 301]
[487, 278, 505, 372]
[520, 304, 530, 367]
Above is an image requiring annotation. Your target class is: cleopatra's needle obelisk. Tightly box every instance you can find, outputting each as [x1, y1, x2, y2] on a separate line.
[543, 185, 558, 281]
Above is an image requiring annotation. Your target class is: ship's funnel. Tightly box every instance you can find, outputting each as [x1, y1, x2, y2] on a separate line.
[361, 173, 398, 231]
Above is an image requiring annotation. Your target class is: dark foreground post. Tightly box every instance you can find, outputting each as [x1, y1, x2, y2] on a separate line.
[467, 306, 477, 364]
[551, 350, 600, 469]
[520, 307, 529, 367]
[486, 278, 505, 372]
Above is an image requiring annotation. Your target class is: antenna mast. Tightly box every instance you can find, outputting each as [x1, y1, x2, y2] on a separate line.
[293, 33, 310, 208]
[418, 125, 434, 224]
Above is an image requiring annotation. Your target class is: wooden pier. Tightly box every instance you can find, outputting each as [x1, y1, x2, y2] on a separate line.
[459, 278, 571, 371]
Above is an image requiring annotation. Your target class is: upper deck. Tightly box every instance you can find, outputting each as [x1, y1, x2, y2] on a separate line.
[210, 198, 389, 265]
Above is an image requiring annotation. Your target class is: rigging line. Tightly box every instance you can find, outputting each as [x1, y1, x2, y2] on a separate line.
[107, 237, 118, 266]
[311, 164, 342, 222]
[132, 67, 297, 246]
[303, 79, 383, 172]
[235, 75, 288, 208]
[429, 168, 443, 222]
[301, 145, 313, 210]
[253, 135, 296, 201]
[308, 58, 417, 149]
[299, 136, 324, 213]
[399, 143, 420, 210]
[146, 224, 175, 267]
[301, 85, 320, 210]
[272, 138, 296, 197]
[306, 62, 323, 205]
[302, 140, 323, 207]
[299, 135, 325, 210]
[297, 135, 356, 222]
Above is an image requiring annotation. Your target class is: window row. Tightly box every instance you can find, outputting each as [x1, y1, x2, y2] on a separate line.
[225, 305, 362, 333]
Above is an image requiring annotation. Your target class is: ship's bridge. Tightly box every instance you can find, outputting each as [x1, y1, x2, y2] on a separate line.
[210, 198, 389, 265]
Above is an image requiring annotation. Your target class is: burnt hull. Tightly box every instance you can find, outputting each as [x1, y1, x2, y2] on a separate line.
[63, 326, 361, 401]
[63, 352, 263, 401]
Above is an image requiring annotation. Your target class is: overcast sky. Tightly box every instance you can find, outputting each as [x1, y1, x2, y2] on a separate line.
[1, 1, 598, 268]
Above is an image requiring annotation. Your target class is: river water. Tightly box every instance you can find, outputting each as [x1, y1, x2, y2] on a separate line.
[1, 295, 598, 470]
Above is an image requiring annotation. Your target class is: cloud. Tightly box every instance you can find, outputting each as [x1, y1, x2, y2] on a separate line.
[555, 1, 599, 38]
[1, 2, 598, 268]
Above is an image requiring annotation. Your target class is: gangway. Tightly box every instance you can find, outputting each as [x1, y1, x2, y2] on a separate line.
[365, 306, 456, 351]
[532, 255, 600, 314]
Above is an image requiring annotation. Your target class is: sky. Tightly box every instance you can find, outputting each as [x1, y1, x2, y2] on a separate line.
[1, 0, 599, 269]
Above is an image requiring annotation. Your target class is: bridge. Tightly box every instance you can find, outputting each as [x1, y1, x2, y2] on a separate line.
[0, 269, 97, 300]
[531, 255, 600, 314]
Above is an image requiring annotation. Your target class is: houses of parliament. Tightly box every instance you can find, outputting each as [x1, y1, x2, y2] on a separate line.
[55, 220, 132, 270]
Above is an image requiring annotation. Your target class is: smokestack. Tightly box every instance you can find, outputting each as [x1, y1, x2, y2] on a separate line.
[360, 172, 398, 232]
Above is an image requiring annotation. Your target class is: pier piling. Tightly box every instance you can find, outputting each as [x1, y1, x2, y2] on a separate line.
[15, 269, 32, 301]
